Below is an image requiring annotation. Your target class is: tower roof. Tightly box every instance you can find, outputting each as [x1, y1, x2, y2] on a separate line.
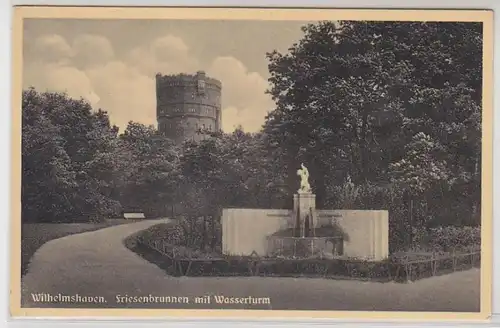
[155, 71, 222, 88]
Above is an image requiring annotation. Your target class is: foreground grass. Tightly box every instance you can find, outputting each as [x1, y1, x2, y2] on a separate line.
[21, 219, 139, 276]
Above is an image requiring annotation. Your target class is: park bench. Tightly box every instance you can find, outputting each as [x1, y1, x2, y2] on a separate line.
[123, 212, 146, 220]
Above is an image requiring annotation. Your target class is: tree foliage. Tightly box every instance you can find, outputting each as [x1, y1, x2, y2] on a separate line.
[22, 88, 121, 222]
[22, 21, 482, 251]
[265, 21, 482, 240]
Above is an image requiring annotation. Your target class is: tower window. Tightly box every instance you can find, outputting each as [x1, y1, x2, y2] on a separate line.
[198, 80, 206, 94]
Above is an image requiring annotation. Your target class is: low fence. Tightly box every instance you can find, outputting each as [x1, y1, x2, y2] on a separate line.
[391, 249, 481, 281]
[134, 235, 480, 282]
[135, 235, 250, 277]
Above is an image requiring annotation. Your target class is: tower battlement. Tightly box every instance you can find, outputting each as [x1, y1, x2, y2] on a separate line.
[156, 71, 222, 144]
[156, 71, 222, 89]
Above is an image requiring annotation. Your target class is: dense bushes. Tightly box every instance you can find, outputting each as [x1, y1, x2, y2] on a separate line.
[131, 228, 480, 282]
[22, 89, 123, 223]
[129, 221, 481, 283]
[131, 228, 398, 280]
[325, 179, 481, 252]
[326, 181, 410, 252]
[417, 226, 481, 252]
[138, 218, 222, 253]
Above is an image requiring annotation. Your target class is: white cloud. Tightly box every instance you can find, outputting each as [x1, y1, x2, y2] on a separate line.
[31, 34, 73, 64]
[23, 33, 274, 134]
[86, 61, 156, 129]
[24, 34, 99, 106]
[207, 56, 274, 132]
[126, 35, 200, 76]
[23, 61, 98, 107]
[72, 34, 115, 67]
[221, 105, 270, 133]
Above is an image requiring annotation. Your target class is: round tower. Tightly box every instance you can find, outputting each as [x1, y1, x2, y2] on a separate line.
[156, 71, 222, 143]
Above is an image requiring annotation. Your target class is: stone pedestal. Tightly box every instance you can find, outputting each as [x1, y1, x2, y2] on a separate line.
[293, 192, 316, 237]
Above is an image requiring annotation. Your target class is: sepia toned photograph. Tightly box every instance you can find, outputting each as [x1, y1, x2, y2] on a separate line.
[10, 7, 493, 320]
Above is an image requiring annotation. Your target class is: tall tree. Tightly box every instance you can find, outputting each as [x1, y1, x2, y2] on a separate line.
[118, 122, 181, 216]
[265, 21, 482, 224]
[22, 88, 122, 222]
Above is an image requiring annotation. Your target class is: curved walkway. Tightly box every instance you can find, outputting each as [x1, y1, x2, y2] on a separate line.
[21, 220, 480, 311]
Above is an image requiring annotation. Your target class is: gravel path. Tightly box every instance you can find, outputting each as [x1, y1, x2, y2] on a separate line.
[21, 219, 480, 312]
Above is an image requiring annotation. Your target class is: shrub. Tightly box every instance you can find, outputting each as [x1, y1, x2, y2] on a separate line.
[133, 226, 479, 282]
[325, 177, 481, 254]
[139, 217, 222, 252]
[425, 226, 480, 252]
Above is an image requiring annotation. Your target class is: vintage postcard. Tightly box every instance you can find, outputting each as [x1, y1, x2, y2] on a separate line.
[10, 6, 493, 321]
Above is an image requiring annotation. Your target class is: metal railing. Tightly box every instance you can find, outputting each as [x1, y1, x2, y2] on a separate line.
[391, 249, 481, 281]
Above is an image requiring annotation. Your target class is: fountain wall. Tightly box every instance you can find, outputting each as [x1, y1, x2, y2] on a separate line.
[221, 208, 389, 261]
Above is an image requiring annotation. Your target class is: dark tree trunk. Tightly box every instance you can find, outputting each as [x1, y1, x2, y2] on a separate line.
[351, 116, 362, 184]
[202, 215, 207, 250]
[360, 110, 369, 182]
[210, 208, 221, 251]
[311, 159, 327, 208]
[285, 146, 300, 208]
[189, 216, 195, 247]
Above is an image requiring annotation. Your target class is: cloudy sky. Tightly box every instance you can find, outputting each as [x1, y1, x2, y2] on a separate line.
[22, 19, 312, 133]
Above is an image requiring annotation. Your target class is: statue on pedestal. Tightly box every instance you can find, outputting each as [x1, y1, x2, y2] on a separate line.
[296, 163, 311, 193]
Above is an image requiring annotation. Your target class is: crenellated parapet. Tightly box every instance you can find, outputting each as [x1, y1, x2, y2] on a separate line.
[155, 71, 222, 90]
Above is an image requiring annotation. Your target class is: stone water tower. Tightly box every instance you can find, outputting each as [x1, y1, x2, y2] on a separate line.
[156, 71, 222, 144]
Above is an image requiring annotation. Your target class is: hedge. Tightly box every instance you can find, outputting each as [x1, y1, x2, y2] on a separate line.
[425, 226, 481, 252]
[126, 220, 481, 283]
[128, 231, 480, 283]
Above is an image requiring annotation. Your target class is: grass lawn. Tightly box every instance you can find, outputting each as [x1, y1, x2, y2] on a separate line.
[21, 219, 141, 276]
